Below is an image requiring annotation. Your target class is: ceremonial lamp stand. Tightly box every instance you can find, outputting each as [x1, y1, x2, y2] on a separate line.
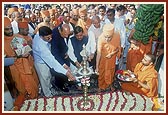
[76, 45, 94, 111]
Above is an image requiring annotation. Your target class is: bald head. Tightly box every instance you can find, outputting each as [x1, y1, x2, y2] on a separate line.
[59, 24, 70, 38]
[91, 15, 100, 22]
[61, 23, 70, 31]
[141, 53, 156, 66]
[130, 38, 140, 50]
[145, 53, 156, 64]
[30, 13, 36, 18]
[91, 15, 101, 28]
[29, 13, 36, 23]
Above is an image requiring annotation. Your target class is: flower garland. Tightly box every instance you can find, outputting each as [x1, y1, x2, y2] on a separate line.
[20, 91, 154, 112]
[81, 77, 90, 86]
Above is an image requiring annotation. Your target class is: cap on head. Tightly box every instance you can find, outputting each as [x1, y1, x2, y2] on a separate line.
[48, 9, 55, 14]
[41, 10, 50, 18]
[8, 7, 18, 15]
[103, 24, 114, 36]
[79, 7, 87, 16]
[72, 9, 79, 15]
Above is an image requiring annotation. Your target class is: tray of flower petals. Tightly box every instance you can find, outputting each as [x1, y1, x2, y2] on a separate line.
[115, 70, 136, 82]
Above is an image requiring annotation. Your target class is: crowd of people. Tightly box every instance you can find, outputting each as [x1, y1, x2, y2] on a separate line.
[3, 3, 164, 111]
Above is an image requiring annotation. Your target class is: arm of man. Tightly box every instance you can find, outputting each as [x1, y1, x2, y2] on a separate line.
[137, 80, 150, 90]
[41, 48, 76, 81]
[67, 39, 81, 68]
[119, 20, 126, 55]
[40, 47, 67, 75]
[131, 77, 150, 90]
[95, 38, 102, 73]
[87, 31, 96, 61]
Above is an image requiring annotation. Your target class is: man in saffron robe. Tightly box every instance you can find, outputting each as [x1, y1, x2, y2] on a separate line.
[140, 36, 152, 55]
[70, 9, 79, 26]
[96, 24, 121, 91]
[126, 38, 144, 72]
[34, 10, 54, 34]
[16, 21, 39, 87]
[7, 7, 18, 21]
[4, 17, 39, 110]
[48, 8, 61, 27]
[121, 53, 158, 98]
[77, 6, 92, 36]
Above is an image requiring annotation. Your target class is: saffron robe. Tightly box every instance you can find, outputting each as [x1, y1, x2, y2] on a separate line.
[4, 34, 39, 99]
[77, 18, 92, 36]
[126, 37, 152, 72]
[126, 48, 144, 72]
[122, 62, 158, 98]
[97, 32, 121, 90]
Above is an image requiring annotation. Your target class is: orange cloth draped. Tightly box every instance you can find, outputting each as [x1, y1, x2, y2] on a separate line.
[97, 32, 121, 90]
[122, 62, 158, 98]
[140, 36, 152, 54]
[41, 10, 50, 18]
[126, 37, 152, 72]
[4, 35, 39, 100]
[126, 49, 144, 72]
[77, 18, 92, 36]
[52, 19, 61, 27]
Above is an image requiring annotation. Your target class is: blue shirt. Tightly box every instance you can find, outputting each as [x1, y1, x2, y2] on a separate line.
[32, 34, 67, 75]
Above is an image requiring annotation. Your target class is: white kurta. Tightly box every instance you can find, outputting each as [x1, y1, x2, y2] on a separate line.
[11, 20, 19, 34]
[158, 56, 164, 97]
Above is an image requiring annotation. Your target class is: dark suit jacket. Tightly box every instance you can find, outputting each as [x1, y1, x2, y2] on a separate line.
[51, 25, 70, 66]
[29, 22, 37, 30]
